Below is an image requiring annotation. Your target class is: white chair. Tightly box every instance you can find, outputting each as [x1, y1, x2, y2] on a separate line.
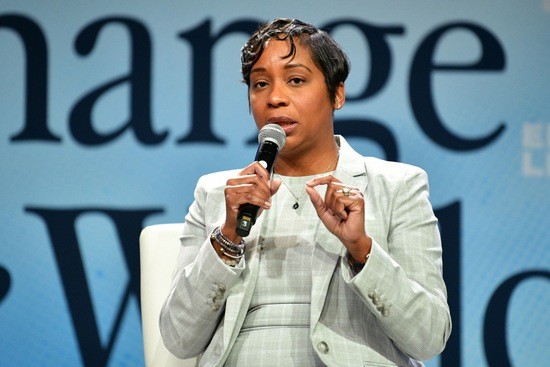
[140, 223, 198, 367]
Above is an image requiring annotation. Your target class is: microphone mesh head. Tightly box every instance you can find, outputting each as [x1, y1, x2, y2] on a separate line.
[258, 124, 286, 149]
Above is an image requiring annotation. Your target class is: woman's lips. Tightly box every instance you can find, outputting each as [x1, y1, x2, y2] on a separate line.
[266, 117, 296, 134]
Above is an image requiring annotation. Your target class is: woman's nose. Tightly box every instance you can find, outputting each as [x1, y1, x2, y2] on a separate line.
[267, 82, 289, 107]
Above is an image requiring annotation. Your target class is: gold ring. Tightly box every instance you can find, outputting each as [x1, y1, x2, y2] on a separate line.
[342, 187, 351, 197]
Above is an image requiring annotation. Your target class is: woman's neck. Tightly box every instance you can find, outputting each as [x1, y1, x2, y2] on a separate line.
[274, 141, 340, 176]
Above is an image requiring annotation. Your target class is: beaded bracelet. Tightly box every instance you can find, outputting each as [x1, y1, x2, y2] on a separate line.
[211, 226, 245, 257]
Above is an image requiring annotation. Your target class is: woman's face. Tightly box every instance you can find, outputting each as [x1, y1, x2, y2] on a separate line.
[248, 38, 344, 157]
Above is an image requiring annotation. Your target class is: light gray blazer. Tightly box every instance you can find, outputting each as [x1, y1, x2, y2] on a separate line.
[160, 136, 452, 367]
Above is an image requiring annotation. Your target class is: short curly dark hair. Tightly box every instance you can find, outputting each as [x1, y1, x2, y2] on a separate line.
[241, 18, 350, 103]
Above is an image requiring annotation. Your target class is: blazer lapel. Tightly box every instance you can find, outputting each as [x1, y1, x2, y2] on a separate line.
[310, 224, 341, 326]
[222, 250, 259, 348]
[310, 136, 369, 326]
[221, 214, 265, 349]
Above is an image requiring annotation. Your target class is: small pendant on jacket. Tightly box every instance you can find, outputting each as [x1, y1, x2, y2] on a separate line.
[293, 202, 299, 209]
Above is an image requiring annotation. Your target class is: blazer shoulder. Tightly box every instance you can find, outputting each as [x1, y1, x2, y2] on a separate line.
[363, 156, 427, 180]
[196, 169, 241, 191]
[361, 158, 430, 194]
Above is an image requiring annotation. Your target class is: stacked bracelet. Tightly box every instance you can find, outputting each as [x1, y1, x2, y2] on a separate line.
[211, 226, 246, 265]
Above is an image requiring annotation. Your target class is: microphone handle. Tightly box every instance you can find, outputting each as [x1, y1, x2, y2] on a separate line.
[235, 140, 279, 237]
[235, 203, 259, 237]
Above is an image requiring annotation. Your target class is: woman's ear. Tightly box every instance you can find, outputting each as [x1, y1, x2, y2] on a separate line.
[334, 82, 345, 110]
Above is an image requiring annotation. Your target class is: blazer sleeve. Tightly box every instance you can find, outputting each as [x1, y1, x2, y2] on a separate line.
[159, 175, 245, 359]
[343, 166, 452, 360]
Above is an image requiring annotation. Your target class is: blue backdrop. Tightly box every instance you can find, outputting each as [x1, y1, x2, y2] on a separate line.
[1, 1, 549, 366]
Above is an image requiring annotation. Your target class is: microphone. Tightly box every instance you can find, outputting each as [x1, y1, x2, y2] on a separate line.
[235, 124, 286, 237]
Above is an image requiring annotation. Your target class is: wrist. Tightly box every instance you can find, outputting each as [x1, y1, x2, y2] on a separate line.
[347, 251, 370, 273]
[347, 235, 372, 273]
[220, 224, 242, 243]
[347, 235, 372, 263]
[210, 226, 245, 267]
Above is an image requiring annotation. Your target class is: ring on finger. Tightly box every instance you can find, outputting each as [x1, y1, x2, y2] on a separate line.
[342, 187, 351, 197]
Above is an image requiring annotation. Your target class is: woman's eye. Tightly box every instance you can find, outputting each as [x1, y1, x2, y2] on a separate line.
[289, 77, 304, 85]
[253, 81, 268, 89]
